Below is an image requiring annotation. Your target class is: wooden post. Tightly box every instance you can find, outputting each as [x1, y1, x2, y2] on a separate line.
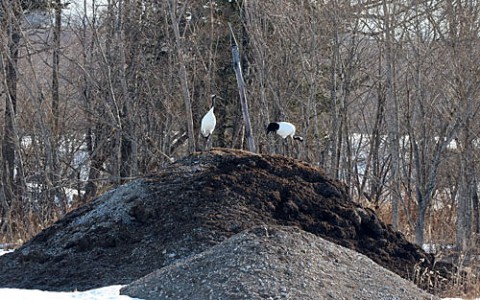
[228, 23, 256, 153]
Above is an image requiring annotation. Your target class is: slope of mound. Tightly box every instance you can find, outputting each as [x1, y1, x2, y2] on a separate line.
[0, 148, 446, 291]
[121, 225, 439, 300]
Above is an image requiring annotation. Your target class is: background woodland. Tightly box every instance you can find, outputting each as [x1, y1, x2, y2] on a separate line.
[1, 0, 479, 255]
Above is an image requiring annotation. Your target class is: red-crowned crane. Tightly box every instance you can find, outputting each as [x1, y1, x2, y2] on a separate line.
[267, 122, 304, 141]
[201, 94, 217, 138]
[200, 94, 218, 151]
[267, 121, 303, 156]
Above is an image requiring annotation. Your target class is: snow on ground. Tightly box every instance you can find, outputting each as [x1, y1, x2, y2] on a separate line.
[0, 285, 139, 300]
[0, 248, 474, 300]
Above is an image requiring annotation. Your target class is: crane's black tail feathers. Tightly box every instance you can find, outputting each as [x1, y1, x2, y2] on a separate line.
[293, 136, 304, 142]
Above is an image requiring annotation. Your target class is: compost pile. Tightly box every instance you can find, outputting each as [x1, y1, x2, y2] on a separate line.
[121, 225, 439, 300]
[0, 148, 449, 294]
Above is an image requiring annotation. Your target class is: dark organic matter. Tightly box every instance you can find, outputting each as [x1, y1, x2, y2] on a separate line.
[0, 148, 450, 292]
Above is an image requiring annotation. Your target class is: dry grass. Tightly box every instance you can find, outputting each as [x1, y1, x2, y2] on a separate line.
[374, 201, 480, 298]
[0, 207, 62, 246]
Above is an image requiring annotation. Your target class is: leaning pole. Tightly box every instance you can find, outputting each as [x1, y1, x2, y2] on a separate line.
[228, 23, 256, 153]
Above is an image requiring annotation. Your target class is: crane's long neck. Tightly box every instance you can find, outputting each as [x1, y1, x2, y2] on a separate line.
[211, 95, 216, 109]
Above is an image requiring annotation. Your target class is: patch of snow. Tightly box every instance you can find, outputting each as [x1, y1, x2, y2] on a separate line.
[0, 249, 13, 256]
[422, 243, 437, 253]
[0, 285, 142, 300]
[422, 243, 456, 254]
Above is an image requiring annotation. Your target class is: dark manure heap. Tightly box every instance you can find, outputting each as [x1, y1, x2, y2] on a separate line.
[0, 148, 450, 293]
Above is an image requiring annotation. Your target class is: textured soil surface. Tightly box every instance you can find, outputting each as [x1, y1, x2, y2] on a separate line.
[121, 225, 439, 300]
[0, 148, 449, 293]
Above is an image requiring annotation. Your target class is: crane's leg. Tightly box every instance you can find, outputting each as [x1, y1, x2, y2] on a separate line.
[283, 139, 289, 156]
[201, 135, 208, 152]
[294, 140, 299, 159]
[205, 135, 213, 151]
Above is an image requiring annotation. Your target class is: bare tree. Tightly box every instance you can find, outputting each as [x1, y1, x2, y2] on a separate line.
[0, 1, 21, 199]
[381, 0, 401, 230]
[169, 0, 196, 154]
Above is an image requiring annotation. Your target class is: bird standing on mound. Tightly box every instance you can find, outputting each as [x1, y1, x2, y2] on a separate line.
[201, 95, 217, 138]
[267, 121, 303, 156]
[200, 94, 218, 151]
[267, 122, 304, 141]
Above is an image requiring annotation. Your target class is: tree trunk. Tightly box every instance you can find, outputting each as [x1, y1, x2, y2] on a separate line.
[169, 0, 195, 154]
[456, 122, 474, 251]
[473, 177, 480, 235]
[0, 1, 23, 237]
[328, 12, 340, 179]
[118, 0, 137, 178]
[3, 18, 20, 191]
[81, 0, 104, 203]
[382, 0, 400, 230]
[414, 189, 427, 247]
[50, 0, 62, 212]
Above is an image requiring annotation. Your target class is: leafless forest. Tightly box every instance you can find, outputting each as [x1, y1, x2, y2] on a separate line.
[0, 0, 479, 255]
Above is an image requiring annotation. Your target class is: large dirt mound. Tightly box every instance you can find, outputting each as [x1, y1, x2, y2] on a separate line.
[0, 148, 446, 291]
[121, 225, 439, 300]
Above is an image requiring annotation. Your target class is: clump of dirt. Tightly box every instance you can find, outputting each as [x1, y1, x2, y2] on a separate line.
[121, 225, 439, 300]
[0, 148, 450, 292]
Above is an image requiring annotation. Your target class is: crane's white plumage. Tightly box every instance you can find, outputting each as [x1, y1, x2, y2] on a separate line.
[201, 106, 216, 137]
[267, 121, 303, 141]
[200, 95, 217, 138]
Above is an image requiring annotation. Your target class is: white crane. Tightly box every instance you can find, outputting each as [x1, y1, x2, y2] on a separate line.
[201, 94, 217, 138]
[267, 122, 304, 141]
[200, 94, 219, 151]
[267, 121, 303, 156]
